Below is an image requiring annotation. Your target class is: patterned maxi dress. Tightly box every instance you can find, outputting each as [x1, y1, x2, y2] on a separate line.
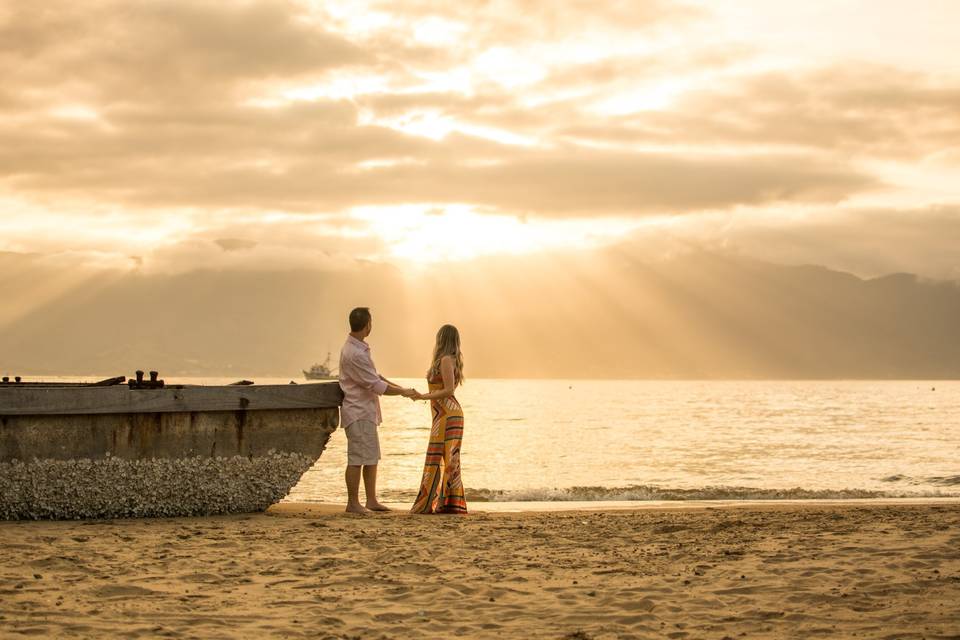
[411, 370, 467, 514]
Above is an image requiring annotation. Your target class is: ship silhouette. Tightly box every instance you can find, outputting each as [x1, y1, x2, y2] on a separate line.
[303, 352, 338, 380]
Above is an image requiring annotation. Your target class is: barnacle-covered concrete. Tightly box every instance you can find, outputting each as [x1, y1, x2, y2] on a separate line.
[0, 408, 339, 520]
[0, 452, 318, 520]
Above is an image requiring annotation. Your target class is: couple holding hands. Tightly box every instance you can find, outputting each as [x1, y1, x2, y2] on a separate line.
[338, 307, 467, 515]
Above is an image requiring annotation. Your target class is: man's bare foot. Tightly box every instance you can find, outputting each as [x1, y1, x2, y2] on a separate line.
[366, 501, 392, 512]
[345, 503, 370, 514]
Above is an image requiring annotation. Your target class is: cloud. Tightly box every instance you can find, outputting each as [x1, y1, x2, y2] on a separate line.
[0, 0, 958, 284]
[717, 204, 960, 281]
[358, 0, 704, 50]
[214, 238, 258, 252]
[0, 2, 921, 219]
[535, 44, 751, 93]
[349, 150, 874, 215]
[557, 64, 960, 160]
[0, 73, 875, 215]
[130, 216, 390, 274]
[1, 132, 875, 214]
[612, 203, 960, 281]
[0, 1, 369, 107]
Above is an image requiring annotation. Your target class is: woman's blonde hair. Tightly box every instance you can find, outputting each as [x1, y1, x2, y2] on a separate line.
[428, 324, 464, 385]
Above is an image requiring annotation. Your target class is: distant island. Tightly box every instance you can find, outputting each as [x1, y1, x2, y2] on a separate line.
[2, 250, 958, 379]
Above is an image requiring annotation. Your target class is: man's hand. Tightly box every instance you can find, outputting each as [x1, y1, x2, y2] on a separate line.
[400, 387, 417, 398]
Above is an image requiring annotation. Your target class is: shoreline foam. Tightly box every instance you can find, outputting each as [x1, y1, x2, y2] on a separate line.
[271, 495, 960, 516]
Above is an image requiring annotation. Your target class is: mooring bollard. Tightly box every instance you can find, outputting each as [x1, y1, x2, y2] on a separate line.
[129, 369, 165, 389]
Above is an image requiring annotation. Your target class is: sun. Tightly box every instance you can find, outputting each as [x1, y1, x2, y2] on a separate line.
[350, 205, 640, 265]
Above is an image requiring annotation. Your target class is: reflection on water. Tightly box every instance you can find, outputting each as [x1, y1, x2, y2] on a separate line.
[284, 379, 960, 503]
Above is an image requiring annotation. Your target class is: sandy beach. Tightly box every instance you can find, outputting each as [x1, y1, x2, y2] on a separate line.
[2, 502, 959, 639]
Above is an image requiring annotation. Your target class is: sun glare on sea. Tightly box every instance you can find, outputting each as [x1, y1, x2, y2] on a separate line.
[350, 205, 638, 264]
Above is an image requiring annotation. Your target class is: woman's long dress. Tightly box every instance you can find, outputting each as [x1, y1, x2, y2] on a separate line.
[410, 371, 467, 514]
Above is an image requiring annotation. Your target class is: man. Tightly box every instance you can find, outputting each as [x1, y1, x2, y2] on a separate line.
[338, 307, 415, 514]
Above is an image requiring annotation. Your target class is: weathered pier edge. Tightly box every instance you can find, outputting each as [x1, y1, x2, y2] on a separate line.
[0, 383, 343, 520]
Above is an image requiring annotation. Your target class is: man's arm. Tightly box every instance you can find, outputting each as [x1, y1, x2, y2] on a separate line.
[383, 380, 417, 397]
[347, 352, 389, 396]
[382, 384, 412, 396]
[377, 373, 409, 396]
[353, 357, 413, 397]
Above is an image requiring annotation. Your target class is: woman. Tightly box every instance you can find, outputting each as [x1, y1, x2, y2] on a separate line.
[410, 324, 467, 515]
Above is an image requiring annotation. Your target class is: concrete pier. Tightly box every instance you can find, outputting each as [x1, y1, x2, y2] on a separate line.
[0, 383, 342, 520]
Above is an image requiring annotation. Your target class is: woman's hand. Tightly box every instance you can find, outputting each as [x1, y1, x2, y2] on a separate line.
[411, 390, 426, 401]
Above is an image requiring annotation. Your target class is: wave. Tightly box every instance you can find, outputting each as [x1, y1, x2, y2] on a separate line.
[880, 474, 960, 487]
[460, 484, 960, 502]
[366, 482, 960, 504]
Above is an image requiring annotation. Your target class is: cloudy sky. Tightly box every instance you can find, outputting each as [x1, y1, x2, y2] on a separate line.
[1, 0, 958, 281]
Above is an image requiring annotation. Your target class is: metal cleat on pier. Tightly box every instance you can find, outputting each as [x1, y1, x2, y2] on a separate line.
[128, 370, 165, 389]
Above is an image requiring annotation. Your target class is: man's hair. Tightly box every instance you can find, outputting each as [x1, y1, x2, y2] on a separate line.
[349, 307, 372, 332]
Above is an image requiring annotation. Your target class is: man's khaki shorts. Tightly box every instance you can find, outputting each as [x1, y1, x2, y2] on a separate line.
[344, 420, 381, 466]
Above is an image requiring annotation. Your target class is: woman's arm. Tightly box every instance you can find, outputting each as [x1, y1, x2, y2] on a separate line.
[416, 356, 456, 400]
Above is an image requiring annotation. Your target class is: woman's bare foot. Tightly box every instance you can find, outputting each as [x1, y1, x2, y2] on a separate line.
[366, 501, 392, 512]
[345, 502, 370, 514]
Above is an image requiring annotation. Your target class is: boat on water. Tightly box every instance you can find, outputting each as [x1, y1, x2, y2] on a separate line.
[303, 352, 338, 380]
[0, 373, 343, 520]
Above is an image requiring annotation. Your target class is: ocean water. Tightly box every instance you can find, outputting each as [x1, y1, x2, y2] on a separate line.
[28, 376, 960, 503]
[282, 378, 960, 504]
